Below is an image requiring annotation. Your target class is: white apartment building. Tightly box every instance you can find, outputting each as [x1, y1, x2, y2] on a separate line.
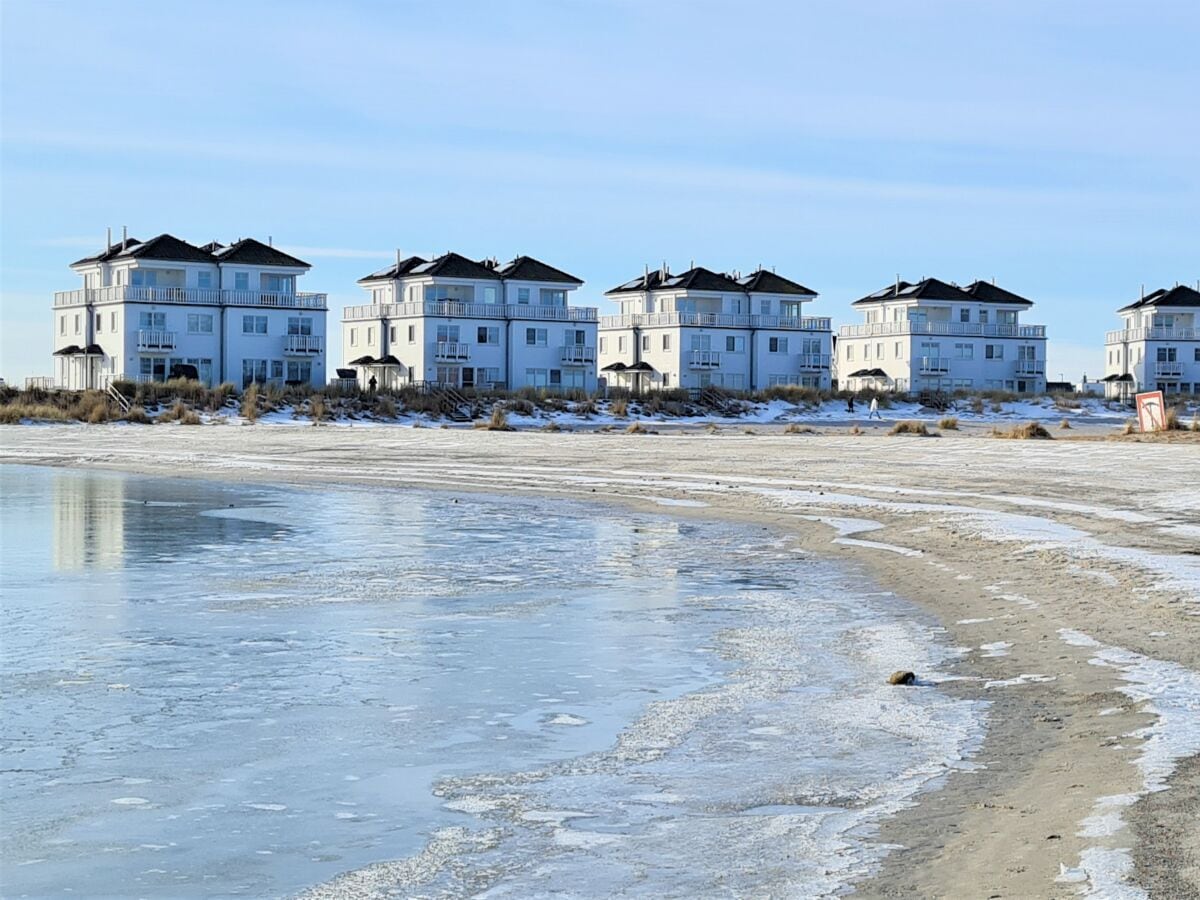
[1103, 284, 1200, 399]
[52, 232, 327, 390]
[597, 265, 831, 392]
[342, 252, 598, 392]
[837, 278, 1047, 394]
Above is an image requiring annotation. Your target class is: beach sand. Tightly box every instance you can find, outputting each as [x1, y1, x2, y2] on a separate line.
[4, 423, 1198, 899]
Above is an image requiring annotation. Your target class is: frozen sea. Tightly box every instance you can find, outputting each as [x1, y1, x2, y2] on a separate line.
[0, 465, 985, 899]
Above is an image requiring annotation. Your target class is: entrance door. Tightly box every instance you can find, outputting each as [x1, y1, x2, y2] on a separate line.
[461, 368, 475, 388]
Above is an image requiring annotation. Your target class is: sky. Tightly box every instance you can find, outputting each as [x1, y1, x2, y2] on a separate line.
[2, 0, 1197, 385]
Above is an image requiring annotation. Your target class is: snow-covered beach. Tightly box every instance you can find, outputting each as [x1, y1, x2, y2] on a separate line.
[3, 424, 1199, 898]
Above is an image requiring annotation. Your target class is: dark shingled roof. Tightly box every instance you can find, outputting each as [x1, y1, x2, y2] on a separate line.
[963, 280, 1034, 307]
[214, 238, 310, 269]
[495, 255, 583, 285]
[738, 269, 817, 296]
[357, 255, 429, 283]
[606, 266, 745, 296]
[1118, 285, 1200, 312]
[853, 277, 973, 306]
[71, 239, 144, 266]
[115, 234, 217, 264]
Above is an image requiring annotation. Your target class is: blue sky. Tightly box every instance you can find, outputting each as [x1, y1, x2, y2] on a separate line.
[2, 0, 1197, 384]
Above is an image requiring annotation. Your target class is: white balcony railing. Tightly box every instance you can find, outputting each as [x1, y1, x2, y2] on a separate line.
[284, 334, 323, 355]
[689, 350, 722, 368]
[434, 341, 471, 361]
[53, 286, 327, 309]
[560, 345, 596, 365]
[136, 329, 177, 351]
[341, 301, 598, 323]
[599, 312, 830, 331]
[839, 321, 1046, 339]
[797, 353, 831, 370]
[1016, 359, 1045, 375]
[1106, 326, 1199, 343]
[919, 356, 950, 373]
[1155, 361, 1184, 378]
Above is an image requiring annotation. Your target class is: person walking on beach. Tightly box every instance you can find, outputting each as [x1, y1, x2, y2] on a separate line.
[846, 395, 856, 414]
[868, 397, 882, 420]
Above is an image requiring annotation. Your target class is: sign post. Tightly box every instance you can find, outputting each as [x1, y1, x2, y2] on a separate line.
[1135, 390, 1168, 433]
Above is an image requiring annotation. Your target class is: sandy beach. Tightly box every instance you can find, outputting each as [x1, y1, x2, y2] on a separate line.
[4, 423, 1198, 899]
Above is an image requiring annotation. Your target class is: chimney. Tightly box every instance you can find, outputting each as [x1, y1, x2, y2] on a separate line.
[1141, 284, 1145, 300]
[268, 235, 273, 247]
[396, 248, 402, 270]
[121, 225, 127, 250]
[660, 260, 668, 279]
[106, 226, 112, 250]
[895, 273, 901, 295]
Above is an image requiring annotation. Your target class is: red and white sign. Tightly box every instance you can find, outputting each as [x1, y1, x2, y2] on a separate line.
[1135, 390, 1168, 433]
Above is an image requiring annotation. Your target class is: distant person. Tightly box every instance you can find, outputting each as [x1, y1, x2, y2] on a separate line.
[368, 375, 378, 393]
[868, 397, 882, 420]
[846, 396, 856, 414]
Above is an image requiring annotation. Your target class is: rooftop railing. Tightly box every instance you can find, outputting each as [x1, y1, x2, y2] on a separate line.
[54, 285, 327, 309]
[1105, 326, 1199, 343]
[839, 321, 1045, 338]
[599, 312, 831, 331]
[342, 301, 598, 322]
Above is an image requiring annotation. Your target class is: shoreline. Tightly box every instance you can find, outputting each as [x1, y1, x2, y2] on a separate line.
[4, 425, 1198, 898]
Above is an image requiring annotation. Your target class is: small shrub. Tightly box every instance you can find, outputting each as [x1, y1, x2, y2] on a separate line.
[374, 396, 397, 418]
[970, 397, 984, 414]
[158, 401, 200, 425]
[575, 398, 598, 417]
[0, 403, 69, 424]
[541, 420, 563, 432]
[1059, 418, 1072, 430]
[309, 395, 328, 423]
[625, 421, 649, 434]
[123, 406, 151, 424]
[993, 421, 1052, 439]
[1192, 415, 1200, 433]
[849, 425, 863, 435]
[704, 422, 720, 434]
[1122, 421, 1136, 435]
[784, 423, 815, 434]
[1164, 408, 1185, 431]
[890, 420, 930, 436]
[743, 427, 757, 435]
[611, 398, 628, 418]
[938, 416, 959, 430]
[241, 384, 260, 422]
[475, 407, 514, 431]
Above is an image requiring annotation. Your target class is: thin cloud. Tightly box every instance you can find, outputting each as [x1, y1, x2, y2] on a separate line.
[282, 246, 393, 260]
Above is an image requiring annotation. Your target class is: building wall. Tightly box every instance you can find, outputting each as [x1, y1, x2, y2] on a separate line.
[838, 334, 1047, 393]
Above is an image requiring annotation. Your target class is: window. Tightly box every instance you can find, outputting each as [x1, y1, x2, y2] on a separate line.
[74, 313, 81, 334]
[662, 373, 670, 387]
[565, 329, 586, 346]
[287, 316, 313, 335]
[1157, 346, 1177, 362]
[140, 357, 167, 381]
[242, 315, 268, 334]
[725, 336, 745, 353]
[436, 325, 460, 343]
[549, 369, 562, 386]
[985, 344, 1004, 359]
[424, 284, 475, 302]
[198, 271, 213, 289]
[241, 359, 268, 387]
[642, 335, 650, 351]
[477, 326, 499, 344]
[954, 343, 973, 359]
[662, 334, 671, 350]
[760, 300, 770, 314]
[690, 334, 711, 351]
[1018, 345, 1037, 361]
[875, 342, 883, 359]
[366, 327, 375, 344]
[349, 328, 358, 346]
[599, 337, 608, 353]
[139, 311, 166, 329]
[540, 289, 566, 306]
[1194, 349, 1200, 363]
[389, 325, 397, 342]
[188, 313, 214, 334]
[802, 338, 822, 355]
[110, 312, 117, 332]
[618, 336, 627, 352]
[526, 327, 547, 346]
[271, 360, 284, 380]
[979, 309, 989, 325]
[483, 286, 498, 304]
[525, 368, 549, 386]
[894, 341, 902, 358]
[95, 313, 102, 333]
[287, 361, 313, 383]
[959, 308, 970, 323]
[408, 325, 416, 343]
[846, 344, 854, 361]
[234, 272, 249, 290]
[518, 288, 530, 305]
[864, 344, 871, 360]
[59, 316, 65, 335]
[768, 337, 788, 353]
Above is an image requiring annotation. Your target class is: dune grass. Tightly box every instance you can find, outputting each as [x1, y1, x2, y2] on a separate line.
[992, 421, 1052, 439]
[938, 416, 959, 430]
[889, 420, 931, 436]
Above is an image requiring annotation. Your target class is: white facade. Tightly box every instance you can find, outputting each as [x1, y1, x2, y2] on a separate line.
[1103, 285, 1200, 399]
[836, 278, 1047, 395]
[342, 253, 598, 392]
[597, 265, 831, 392]
[52, 233, 327, 390]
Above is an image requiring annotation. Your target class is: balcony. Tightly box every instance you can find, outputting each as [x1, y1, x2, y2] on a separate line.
[137, 329, 177, 351]
[1106, 326, 1199, 343]
[797, 353, 830, 371]
[918, 357, 950, 374]
[284, 334, 323, 355]
[53, 286, 327, 309]
[839, 321, 1045, 339]
[341, 301, 598, 323]
[599, 312, 830, 331]
[1016, 359, 1045, 375]
[1155, 361, 1184, 378]
[434, 341, 471, 361]
[689, 350, 721, 368]
[560, 346, 596, 365]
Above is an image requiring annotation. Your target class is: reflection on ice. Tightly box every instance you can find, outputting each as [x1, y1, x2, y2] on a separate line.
[1, 466, 984, 898]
